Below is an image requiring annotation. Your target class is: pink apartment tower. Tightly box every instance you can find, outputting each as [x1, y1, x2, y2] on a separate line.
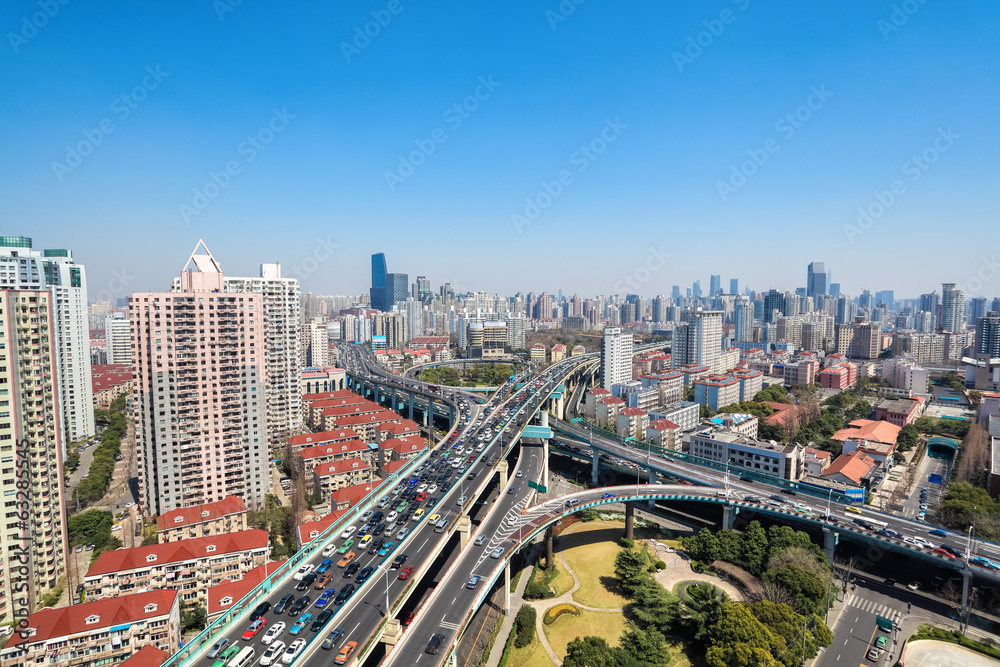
[131, 241, 268, 515]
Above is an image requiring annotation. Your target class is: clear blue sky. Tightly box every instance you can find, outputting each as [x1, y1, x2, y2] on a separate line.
[3, 1, 998, 302]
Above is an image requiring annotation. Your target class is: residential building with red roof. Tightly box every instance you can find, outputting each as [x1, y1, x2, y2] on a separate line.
[157, 495, 247, 543]
[333, 410, 405, 443]
[803, 447, 832, 477]
[84, 529, 269, 605]
[874, 397, 922, 426]
[616, 407, 649, 441]
[1, 590, 180, 667]
[207, 560, 287, 621]
[821, 450, 878, 487]
[119, 644, 171, 667]
[377, 419, 421, 442]
[818, 361, 857, 389]
[693, 374, 741, 411]
[410, 335, 449, 350]
[596, 395, 625, 429]
[288, 428, 362, 453]
[379, 435, 427, 465]
[296, 439, 375, 481]
[584, 388, 613, 420]
[91, 363, 133, 409]
[571, 344, 587, 357]
[550, 343, 567, 363]
[295, 510, 349, 546]
[832, 419, 901, 445]
[648, 418, 682, 450]
[331, 479, 389, 511]
[678, 363, 711, 386]
[530, 343, 546, 364]
[312, 458, 371, 494]
[317, 401, 383, 431]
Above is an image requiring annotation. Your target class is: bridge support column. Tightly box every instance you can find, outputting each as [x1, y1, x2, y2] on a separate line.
[545, 526, 554, 569]
[498, 460, 508, 488]
[391, 387, 397, 411]
[408, 394, 414, 420]
[382, 618, 402, 646]
[722, 505, 736, 531]
[962, 568, 972, 621]
[591, 449, 599, 484]
[503, 563, 511, 614]
[539, 411, 549, 488]
[624, 502, 635, 540]
[457, 515, 471, 549]
[647, 470, 656, 509]
[822, 529, 838, 566]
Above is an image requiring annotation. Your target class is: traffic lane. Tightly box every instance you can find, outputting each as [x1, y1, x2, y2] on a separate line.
[392, 447, 544, 662]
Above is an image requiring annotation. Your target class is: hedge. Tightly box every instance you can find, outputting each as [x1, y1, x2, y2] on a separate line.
[514, 605, 537, 648]
[909, 625, 1000, 660]
[543, 604, 581, 625]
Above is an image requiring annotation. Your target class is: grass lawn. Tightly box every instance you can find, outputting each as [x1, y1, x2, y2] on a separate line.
[505, 634, 557, 667]
[560, 523, 630, 609]
[542, 608, 628, 662]
[548, 564, 575, 597]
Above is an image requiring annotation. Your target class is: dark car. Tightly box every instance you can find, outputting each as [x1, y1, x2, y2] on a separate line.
[769, 494, 786, 503]
[368, 511, 384, 526]
[883, 578, 896, 587]
[288, 595, 311, 616]
[426, 633, 445, 654]
[391, 553, 408, 569]
[311, 609, 334, 632]
[322, 627, 346, 650]
[780, 488, 797, 496]
[249, 600, 271, 621]
[398, 512, 412, 524]
[355, 566, 375, 584]
[343, 561, 361, 578]
[334, 584, 355, 606]
[739, 475, 754, 483]
[369, 538, 386, 555]
[372, 522, 387, 537]
[274, 593, 295, 614]
[296, 572, 317, 591]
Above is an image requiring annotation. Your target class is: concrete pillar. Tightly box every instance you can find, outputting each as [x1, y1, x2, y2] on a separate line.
[545, 526, 554, 569]
[503, 563, 511, 614]
[408, 394, 414, 420]
[962, 568, 972, 621]
[647, 469, 657, 509]
[591, 449, 600, 484]
[457, 515, 471, 548]
[498, 460, 508, 488]
[823, 529, 838, 565]
[382, 618, 401, 646]
[391, 387, 397, 411]
[722, 504, 736, 530]
[624, 502, 635, 540]
[428, 399, 435, 428]
[540, 410, 549, 428]
[541, 439, 549, 489]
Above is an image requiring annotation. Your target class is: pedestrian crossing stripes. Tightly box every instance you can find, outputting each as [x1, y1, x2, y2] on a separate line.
[440, 618, 462, 631]
[843, 594, 902, 621]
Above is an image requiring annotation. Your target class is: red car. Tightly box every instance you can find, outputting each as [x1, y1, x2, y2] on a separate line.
[415, 492, 427, 502]
[403, 611, 416, 627]
[933, 547, 956, 559]
[398, 565, 415, 580]
[242, 618, 266, 639]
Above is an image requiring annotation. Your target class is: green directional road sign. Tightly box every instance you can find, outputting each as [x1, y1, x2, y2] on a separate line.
[528, 480, 548, 493]
[875, 615, 893, 631]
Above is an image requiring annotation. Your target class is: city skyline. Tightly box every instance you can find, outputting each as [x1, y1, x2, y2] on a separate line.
[4, 2, 998, 298]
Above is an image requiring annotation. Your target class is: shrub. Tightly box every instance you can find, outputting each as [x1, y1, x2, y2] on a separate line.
[543, 603, 581, 625]
[524, 580, 553, 600]
[647, 565, 657, 573]
[580, 509, 599, 522]
[620, 537, 635, 548]
[655, 560, 667, 570]
[514, 605, 537, 648]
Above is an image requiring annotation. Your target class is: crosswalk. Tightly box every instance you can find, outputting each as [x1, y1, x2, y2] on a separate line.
[843, 593, 902, 623]
[439, 617, 462, 631]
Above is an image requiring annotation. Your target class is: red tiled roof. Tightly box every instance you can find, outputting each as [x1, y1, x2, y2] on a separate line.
[380, 435, 426, 454]
[207, 560, 287, 616]
[4, 589, 178, 649]
[381, 460, 408, 475]
[331, 479, 389, 508]
[295, 511, 348, 545]
[335, 410, 401, 428]
[832, 419, 901, 445]
[649, 419, 680, 430]
[804, 447, 832, 460]
[157, 495, 246, 531]
[619, 407, 647, 417]
[119, 644, 170, 667]
[377, 420, 421, 435]
[86, 529, 268, 577]
[597, 396, 625, 405]
[299, 440, 370, 460]
[822, 450, 876, 485]
[289, 429, 360, 447]
[313, 458, 368, 477]
[588, 388, 612, 395]
[302, 389, 355, 402]
[320, 404, 381, 419]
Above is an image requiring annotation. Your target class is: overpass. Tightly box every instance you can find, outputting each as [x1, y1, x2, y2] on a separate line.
[403, 356, 525, 379]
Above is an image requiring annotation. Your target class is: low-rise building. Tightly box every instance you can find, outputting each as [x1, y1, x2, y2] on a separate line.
[377, 420, 421, 442]
[289, 428, 362, 454]
[728, 368, 763, 402]
[157, 496, 248, 544]
[678, 363, 710, 387]
[783, 356, 819, 386]
[0, 590, 180, 667]
[689, 427, 804, 481]
[647, 419, 682, 450]
[584, 388, 613, 420]
[649, 400, 700, 432]
[207, 560, 287, 622]
[803, 447, 832, 477]
[832, 419, 900, 446]
[616, 407, 649, 441]
[84, 529, 269, 605]
[331, 409, 407, 443]
[693, 375, 741, 411]
[301, 366, 346, 395]
[640, 371, 685, 405]
[571, 344, 587, 357]
[92, 363, 133, 410]
[330, 479, 390, 512]
[821, 450, 879, 488]
[379, 435, 427, 465]
[873, 397, 921, 427]
[704, 413, 759, 438]
[818, 362, 857, 389]
[596, 396, 625, 428]
[296, 439, 376, 480]
[530, 343, 547, 363]
[550, 344, 566, 363]
[840, 438, 896, 470]
[881, 357, 929, 395]
[312, 458, 372, 494]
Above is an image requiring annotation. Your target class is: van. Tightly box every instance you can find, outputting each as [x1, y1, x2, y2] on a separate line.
[565, 498, 580, 507]
[232, 646, 256, 667]
[434, 519, 448, 533]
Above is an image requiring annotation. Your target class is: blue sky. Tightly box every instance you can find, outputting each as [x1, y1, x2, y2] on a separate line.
[2, 0, 998, 302]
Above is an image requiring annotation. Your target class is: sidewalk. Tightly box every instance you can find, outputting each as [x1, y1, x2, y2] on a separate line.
[484, 540, 544, 667]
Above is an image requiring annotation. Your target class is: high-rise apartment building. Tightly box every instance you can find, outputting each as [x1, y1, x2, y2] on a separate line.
[976, 312, 1000, 359]
[105, 312, 133, 365]
[672, 310, 724, 373]
[305, 316, 329, 366]
[132, 242, 267, 515]
[970, 297, 988, 324]
[709, 275, 721, 297]
[0, 289, 68, 625]
[507, 314, 526, 350]
[734, 295, 753, 343]
[600, 327, 633, 390]
[370, 253, 388, 311]
[372, 311, 406, 350]
[729, 278, 739, 296]
[762, 289, 786, 323]
[941, 283, 965, 333]
[807, 262, 827, 298]
[0, 237, 94, 446]
[834, 319, 881, 360]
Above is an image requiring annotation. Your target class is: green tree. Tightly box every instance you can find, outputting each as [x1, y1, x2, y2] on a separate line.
[748, 601, 832, 667]
[564, 637, 618, 667]
[897, 423, 919, 451]
[67, 509, 114, 548]
[620, 624, 671, 666]
[715, 529, 742, 564]
[181, 604, 207, 633]
[614, 547, 650, 597]
[741, 521, 769, 576]
[681, 583, 727, 643]
[630, 578, 680, 634]
[514, 604, 536, 648]
[705, 603, 777, 667]
[763, 564, 826, 615]
[681, 527, 719, 563]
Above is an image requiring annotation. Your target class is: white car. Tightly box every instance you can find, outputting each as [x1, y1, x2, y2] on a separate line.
[111, 525, 122, 531]
[322, 544, 337, 557]
[261, 640, 286, 666]
[427, 484, 438, 494]
[293, 564, 314, 581]
[262, 622, 286, 645]
[386, 511, 399, 524]
[417, 483, 428, 493]
[340, 526, 357, 539]
[281, 638, 306, 664]
[516, 470, 524, 478]
[457, 495, 468, 505]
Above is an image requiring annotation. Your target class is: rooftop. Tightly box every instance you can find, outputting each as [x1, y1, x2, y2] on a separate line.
[832, 419, 901, 445]
[87, 529, 267, 577]
[157, 495, 246, 531]
[822, 450, 877, 485]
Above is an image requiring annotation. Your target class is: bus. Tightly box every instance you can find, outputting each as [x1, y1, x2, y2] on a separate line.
[852, 515, 890, 531]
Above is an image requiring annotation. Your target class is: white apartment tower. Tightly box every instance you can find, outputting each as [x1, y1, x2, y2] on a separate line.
[0, 289, 69, 625]
[600, 327, 633, 390]
[104, 312, 133, 365]
[672, 310, 724, 374]
[0, 237, 94, 446]
[135, 242, 267, 515]
[941, 283, 965, 333]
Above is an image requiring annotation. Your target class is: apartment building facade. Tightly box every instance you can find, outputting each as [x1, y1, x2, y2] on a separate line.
[156, 495, 248, 543]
